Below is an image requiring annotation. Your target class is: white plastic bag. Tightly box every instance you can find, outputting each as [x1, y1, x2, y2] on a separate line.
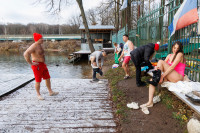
[112, 64, 119, 69]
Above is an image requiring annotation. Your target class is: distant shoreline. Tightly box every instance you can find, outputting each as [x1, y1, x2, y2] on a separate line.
[0, 40, 81, 53]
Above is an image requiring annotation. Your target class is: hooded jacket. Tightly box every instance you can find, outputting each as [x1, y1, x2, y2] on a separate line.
[130, 43, 155, 69]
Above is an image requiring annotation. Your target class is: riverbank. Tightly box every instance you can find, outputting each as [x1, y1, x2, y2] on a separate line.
[103, 53, 191, 133]
[0, 40, 80, 53]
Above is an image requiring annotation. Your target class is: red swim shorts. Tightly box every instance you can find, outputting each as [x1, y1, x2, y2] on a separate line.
[123, 56, 131, 64]
[31, 62, 50, 82]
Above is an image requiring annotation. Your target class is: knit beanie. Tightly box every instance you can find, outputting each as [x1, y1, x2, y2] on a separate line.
[33, 33, 42, 42]
[154, 43, 160, 51]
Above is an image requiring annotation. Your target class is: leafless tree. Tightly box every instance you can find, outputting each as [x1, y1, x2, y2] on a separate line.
[37, 0, 95, 52]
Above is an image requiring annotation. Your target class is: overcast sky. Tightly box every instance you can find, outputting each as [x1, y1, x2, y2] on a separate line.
[0, 0, 103, 25]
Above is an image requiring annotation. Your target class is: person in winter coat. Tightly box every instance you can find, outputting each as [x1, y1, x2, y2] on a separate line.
[130, 43, 160, 87]
[140, 41, 185, 110]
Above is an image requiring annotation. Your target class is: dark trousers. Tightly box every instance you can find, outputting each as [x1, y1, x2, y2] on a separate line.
[131, 56, 142, 84]
[93, 68, 103, 79]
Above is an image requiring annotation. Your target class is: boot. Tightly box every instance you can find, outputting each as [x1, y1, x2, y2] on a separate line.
[136, 81, 146, 87]
[148, 69, 161, 86]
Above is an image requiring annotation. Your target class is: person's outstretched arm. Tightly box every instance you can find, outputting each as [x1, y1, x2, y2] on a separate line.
[144, 49, 154, 70]
[101, 57, 104, 69]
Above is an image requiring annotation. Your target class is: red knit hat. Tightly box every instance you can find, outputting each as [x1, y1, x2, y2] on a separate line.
[154, 43, 159, 51]
[33, 33, 42, 42]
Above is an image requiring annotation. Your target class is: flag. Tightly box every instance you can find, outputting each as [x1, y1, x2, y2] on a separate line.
[168, 0, 199, 38]
[120, 0, 128, 10]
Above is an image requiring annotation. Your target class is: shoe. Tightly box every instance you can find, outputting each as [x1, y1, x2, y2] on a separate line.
[49, 92, 59, 96]
[92, 78, 99, 82]
[127, 102, 139, 109]
[137, 82, 146, 87]
[140, 103, 153, 108]
[147, 69, 161, 86]
[141, 107, 150, 115]
[153, 95, 161, 104]
[124, 75, 130, 79]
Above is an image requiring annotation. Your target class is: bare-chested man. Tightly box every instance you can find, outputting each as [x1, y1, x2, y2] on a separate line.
[24, 33, 58, 100]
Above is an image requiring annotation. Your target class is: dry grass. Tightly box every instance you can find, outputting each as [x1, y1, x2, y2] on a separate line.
[0, 40, 81, 52]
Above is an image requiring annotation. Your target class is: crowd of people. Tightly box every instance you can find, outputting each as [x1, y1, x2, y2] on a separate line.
[105, 34, 185, 114]
[24, 33, 186, 115]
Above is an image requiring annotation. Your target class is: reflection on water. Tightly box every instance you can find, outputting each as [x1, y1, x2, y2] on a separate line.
[0, 51, 92, 79]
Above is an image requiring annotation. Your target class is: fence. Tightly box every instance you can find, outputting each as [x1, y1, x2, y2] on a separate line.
[112, 27, 137, 46]
[112, 0, 200, 82]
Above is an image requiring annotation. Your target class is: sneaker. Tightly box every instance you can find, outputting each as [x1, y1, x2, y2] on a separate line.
[124, 75, 130, 79]
[153, 95, 161, 104]
[141, 107, 150, 115]
[92, 78, 99, 82]
[127, 102, 139, 109]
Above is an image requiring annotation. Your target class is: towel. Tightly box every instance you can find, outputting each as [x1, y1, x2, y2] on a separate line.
[161, 81, 200, 94]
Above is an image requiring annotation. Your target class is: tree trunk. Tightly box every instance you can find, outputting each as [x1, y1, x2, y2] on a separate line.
[140, 0, 145, 17]
[159, 0, 165, 40]
[76, 0, 95, 53]
[127, 0, 131, 34]
[116, 0, 120, 32]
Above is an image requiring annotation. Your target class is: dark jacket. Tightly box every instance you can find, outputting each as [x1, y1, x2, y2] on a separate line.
[130, 43, 155, 69]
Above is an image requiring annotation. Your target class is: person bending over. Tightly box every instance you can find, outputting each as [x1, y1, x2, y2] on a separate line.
[90, 50, 106, 81]
[140, 41, 185, 108]
[130, 43, 160, 87]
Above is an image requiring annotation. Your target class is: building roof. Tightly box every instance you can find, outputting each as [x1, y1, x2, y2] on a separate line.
[79, 25, 115, 30]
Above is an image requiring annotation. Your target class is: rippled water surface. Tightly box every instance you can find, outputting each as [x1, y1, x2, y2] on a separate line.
[0, 51, 92, 79]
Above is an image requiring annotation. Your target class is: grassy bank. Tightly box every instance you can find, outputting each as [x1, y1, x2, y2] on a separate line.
[104, 56, 193, 131]
[104, 59, 136, 123]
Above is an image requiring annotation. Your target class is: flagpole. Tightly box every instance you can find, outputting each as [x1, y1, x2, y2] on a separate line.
[168, 3, 172, 54]
[125, 6, 127, 34]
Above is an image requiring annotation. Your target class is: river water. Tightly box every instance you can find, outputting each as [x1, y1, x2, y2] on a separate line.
[0, 51, 92, 79]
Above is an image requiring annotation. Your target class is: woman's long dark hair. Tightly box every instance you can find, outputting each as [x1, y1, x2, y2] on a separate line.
[172, 41, 184, 62]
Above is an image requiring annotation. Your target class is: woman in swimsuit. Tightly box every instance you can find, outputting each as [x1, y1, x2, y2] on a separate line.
[141, 41, 186, 108]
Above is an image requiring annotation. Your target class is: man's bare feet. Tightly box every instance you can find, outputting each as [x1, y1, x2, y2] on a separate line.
[37, 95, 44, 100]
[49, 91, 59, 96]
